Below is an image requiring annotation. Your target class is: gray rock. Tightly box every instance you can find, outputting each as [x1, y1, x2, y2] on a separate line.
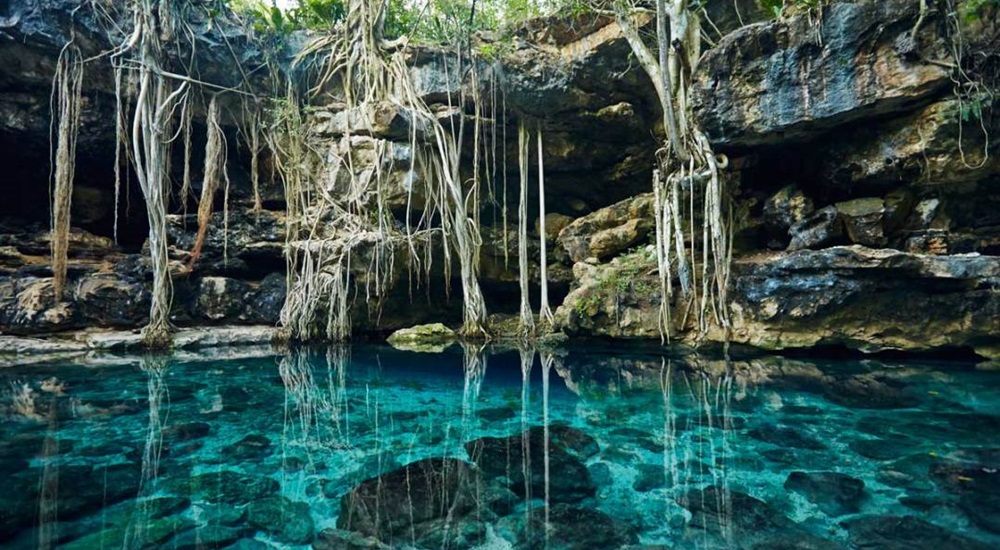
[558, 194, 654, 262]
[693, 0, 951, 147]
[497, 504, 638, 550]
[836, 197, 888, 247]
[843, 515, 992, 550]
[764, 185, 815, 243]
[784, 471, 866, 517]
[336, 458, 478, 546]
[465, 428, 596, 503]
[787, 206, 844, 251]
[246, 496, 315, 544]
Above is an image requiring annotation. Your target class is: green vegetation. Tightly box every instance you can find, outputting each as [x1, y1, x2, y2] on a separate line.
[962, 0, 1000, 21]
[573, 248, 658, 318]
[758, 0, 825, 19]
[228, 0, 346, 33]
[228, 0, 545, 43]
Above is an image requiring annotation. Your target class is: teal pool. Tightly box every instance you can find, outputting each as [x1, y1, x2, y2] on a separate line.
[1, 345, 998, 549]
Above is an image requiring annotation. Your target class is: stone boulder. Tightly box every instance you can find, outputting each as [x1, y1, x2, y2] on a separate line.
[496, 504, 638, 550]
[0, 271, 150, 335]
[385, 323, 457, 353]
[835, 197, 889, 247]
[557, 193, 653, 262]
[819, 99, 1000, 190]
[764, 185, 815, 244]
[788, 206, 845, 251]
[693, 0, 952, 147]
[784, 471, 866, 517]
[677, 485, 792, 542]
[724, 246, 1000, 353]
[554, 249, 662, 340]
[465, 425, 597, 504]
[843, 515, 992, 550]
[336, 458, 479, 547]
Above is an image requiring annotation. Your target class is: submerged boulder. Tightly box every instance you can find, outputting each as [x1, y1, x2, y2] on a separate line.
[336, 458, 479, 547]
[496, 503, 638, 549]
[465, 425, 597, 503]
[843, 515, 993, 550]
[784, 471, 866, 517]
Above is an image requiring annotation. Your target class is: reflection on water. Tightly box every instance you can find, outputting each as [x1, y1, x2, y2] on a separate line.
[0, 345, 998, 549]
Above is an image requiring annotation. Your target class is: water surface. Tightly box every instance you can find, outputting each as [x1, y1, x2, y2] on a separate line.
[1, 344, 998, 549]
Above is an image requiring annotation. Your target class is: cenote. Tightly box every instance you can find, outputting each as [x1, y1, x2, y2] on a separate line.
[1, 345, 998, 549]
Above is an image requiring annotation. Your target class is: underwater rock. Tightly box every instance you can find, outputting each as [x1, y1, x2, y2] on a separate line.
[336, 458, 478, 546]
[750, 534, 847, 550]
[196, 502, 247, 527]
[541, 423, 600, 458]
[496, 503, 638, 550]
[784, 471, 866, 517]
[589, 462, 613, 487]
[322, 453, 403, 498]
[849, 437, 913, 461]
[748, 425, 826, 450]
[477, 406, 517, 422]
[929, 460, 1000, 496]
[821, 374, 919, 410]
[678, 485, 791, 537]
[385, 323, 457, 353]
[246, 496, 315, 544]
[163, 421, 211, 442]
[168, 525, 246, 550]
[961, 492, 1000, 534]
[221, 434, 272, 461]
[59, 516, 187, 550]
[313, 528, 391, 550]
[633, 464, 668, 493]
[167, 471, 279, 505]
[466, 428, 596, 503]
[843, 515, 993, 550]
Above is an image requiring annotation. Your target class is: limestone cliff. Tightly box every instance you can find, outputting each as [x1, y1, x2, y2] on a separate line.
[0, 0, 997, 357]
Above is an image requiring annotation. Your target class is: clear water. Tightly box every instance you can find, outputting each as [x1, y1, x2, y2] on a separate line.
[1, 344, 998, 549]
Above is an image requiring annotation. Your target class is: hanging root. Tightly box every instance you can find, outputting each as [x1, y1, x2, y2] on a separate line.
[187, 94, 225, 270]
[517, 120, 534, 337]
[278, 0, 491, 342]
[49, 43, 84, 301]
[122, 0, 186, 348]
[537, 125, 554, 326]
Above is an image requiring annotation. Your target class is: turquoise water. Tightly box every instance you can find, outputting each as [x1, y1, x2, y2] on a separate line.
[1, 344, 998, 549]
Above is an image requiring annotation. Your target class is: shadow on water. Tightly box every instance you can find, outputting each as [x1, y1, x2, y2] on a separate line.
[0, 344, 998, 549]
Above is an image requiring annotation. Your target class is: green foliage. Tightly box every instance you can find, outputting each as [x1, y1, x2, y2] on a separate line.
[228, 0, 548, 45]
[959, 92, 992, 123]
[962, 0, 1000, 21]
[228, 0, 346, 34]
[573, 247, 657, 318]
[759, 0, 824, 19]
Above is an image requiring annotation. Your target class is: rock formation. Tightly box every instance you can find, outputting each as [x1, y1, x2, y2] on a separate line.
[0, 0, 997, 357]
